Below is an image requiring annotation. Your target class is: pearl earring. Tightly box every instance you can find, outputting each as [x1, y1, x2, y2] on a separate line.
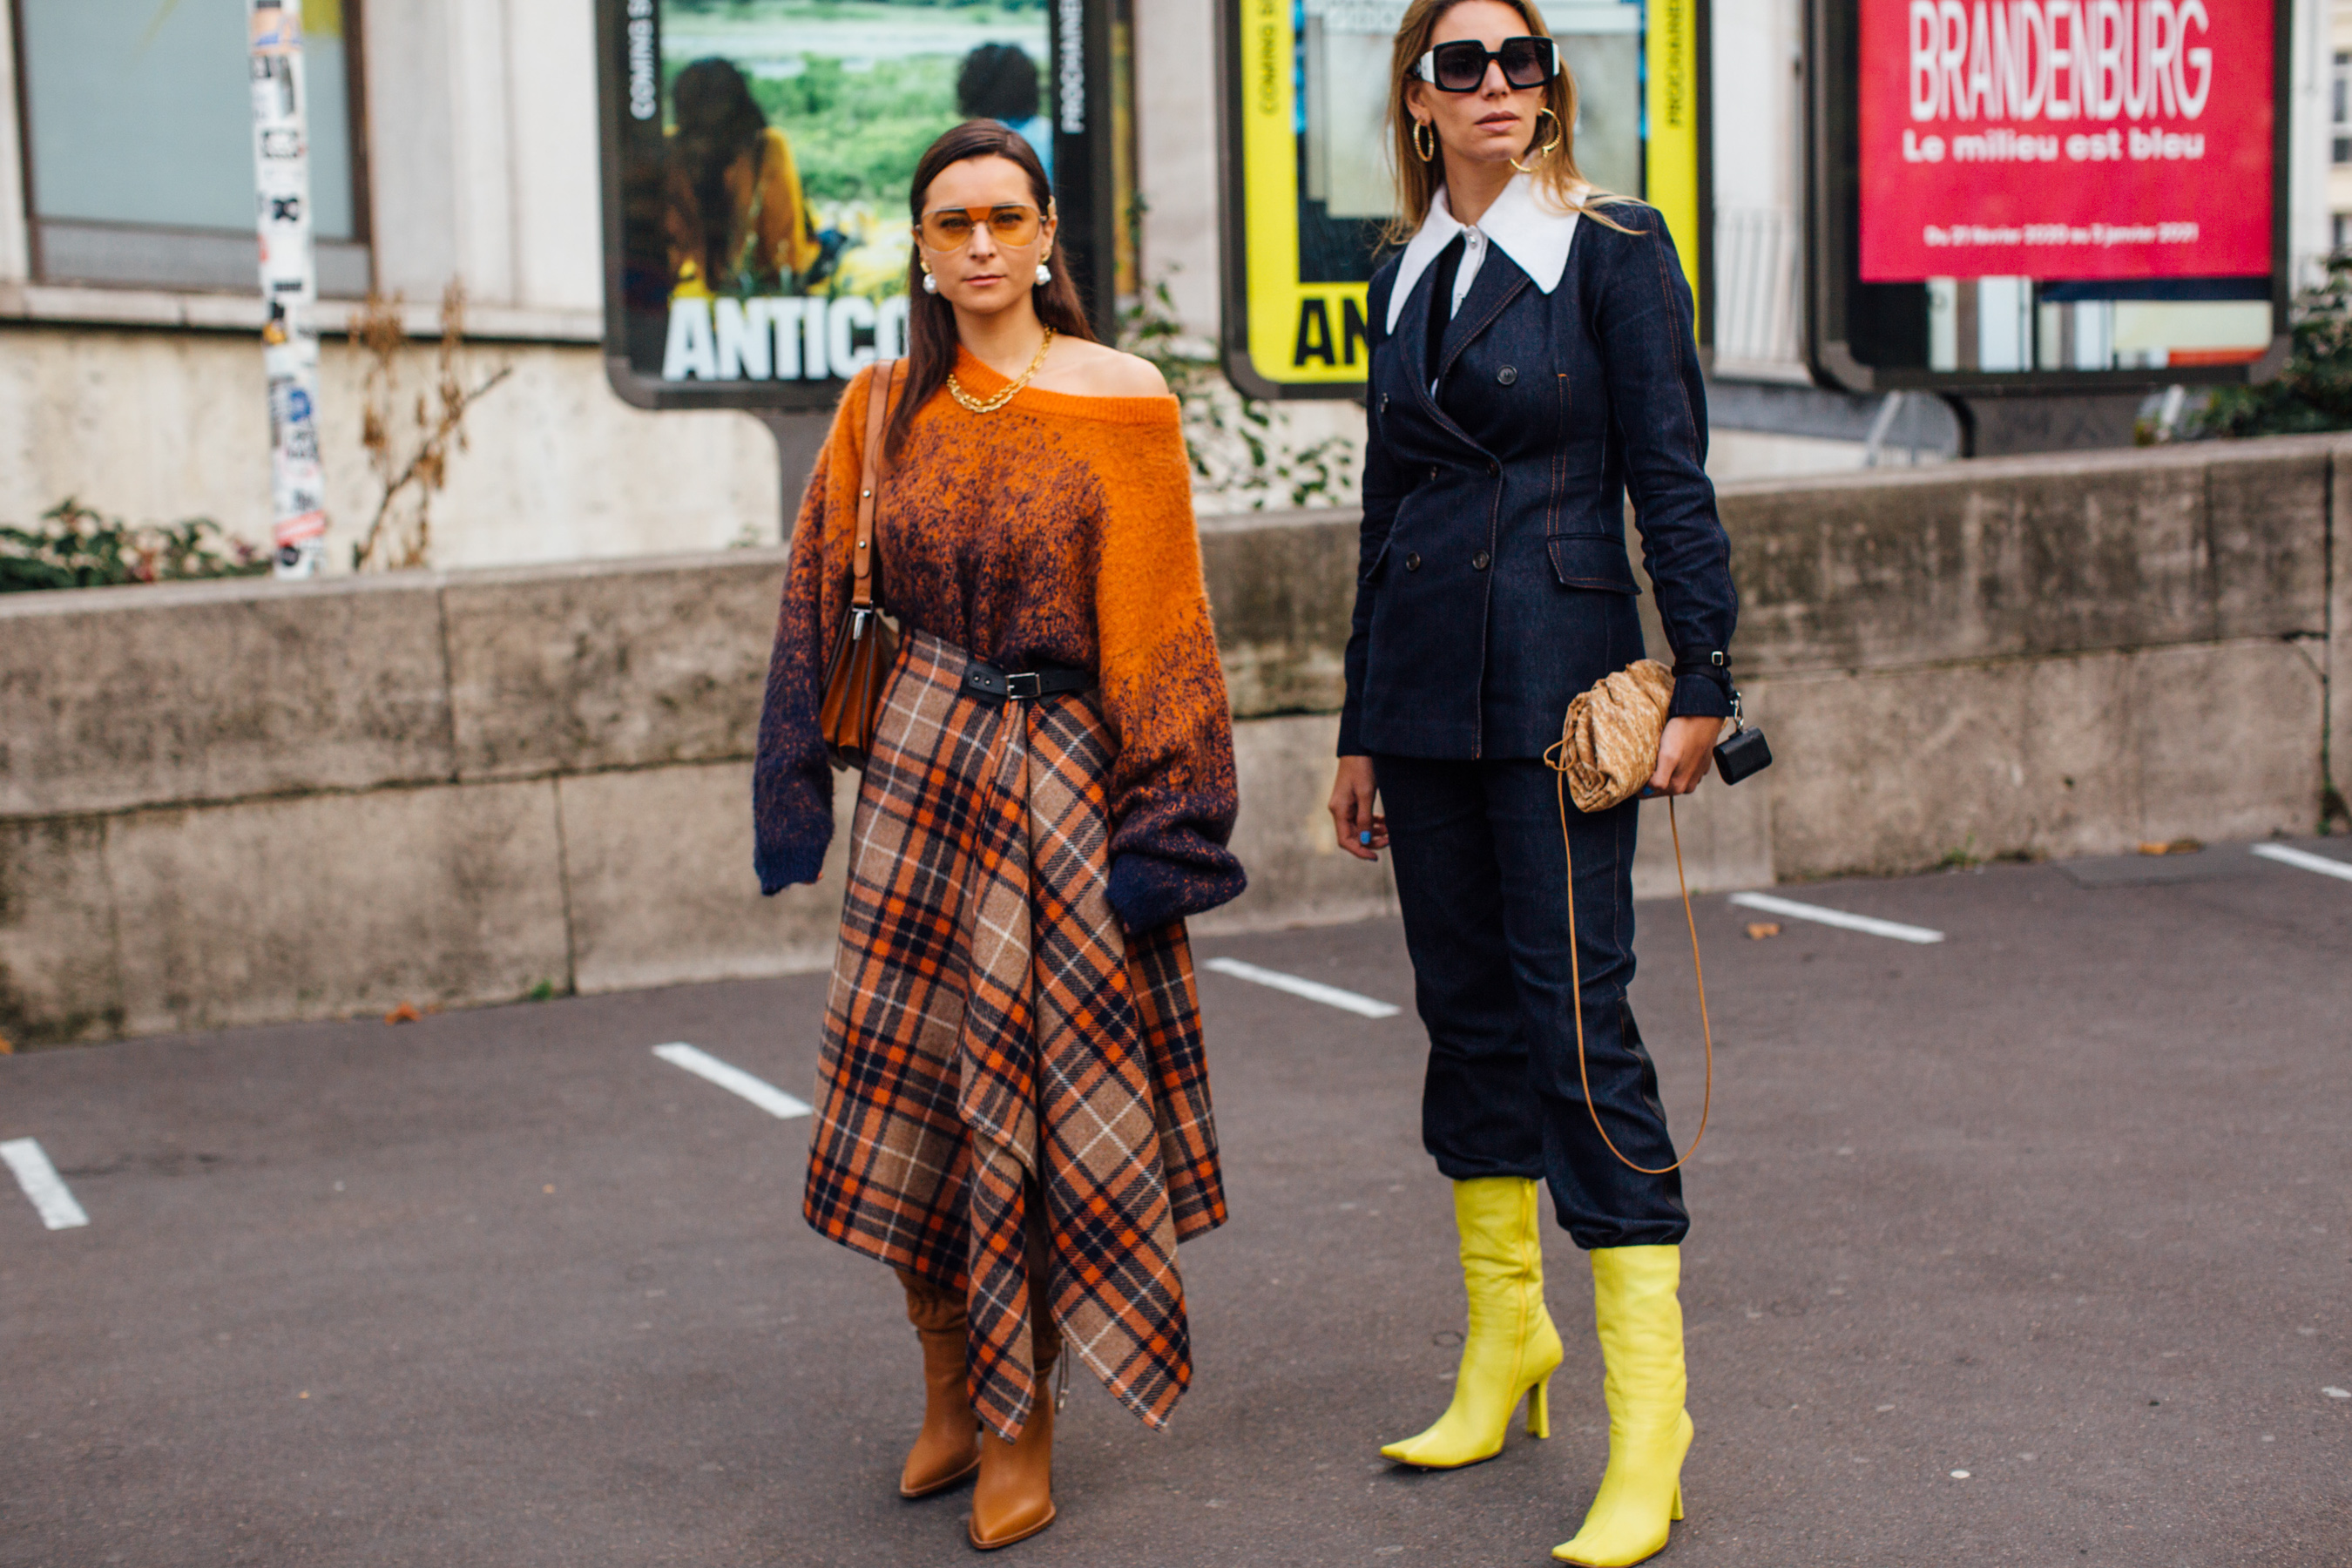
[1034, 261, 1052, 287]
[923, 272, 938, 294]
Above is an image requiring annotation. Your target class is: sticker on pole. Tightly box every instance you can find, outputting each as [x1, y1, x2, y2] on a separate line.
[250, 0, 325, 577]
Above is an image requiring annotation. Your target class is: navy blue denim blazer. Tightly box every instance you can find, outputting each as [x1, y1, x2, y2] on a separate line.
[1337, 199, 1738, 760]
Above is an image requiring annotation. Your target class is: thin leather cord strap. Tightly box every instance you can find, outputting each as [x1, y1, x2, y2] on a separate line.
[1553, 772, 1714, 1176]
[851, 360, 897, 612]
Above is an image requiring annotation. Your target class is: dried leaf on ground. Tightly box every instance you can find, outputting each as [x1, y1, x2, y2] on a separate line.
[2137, 838, 2204, 856]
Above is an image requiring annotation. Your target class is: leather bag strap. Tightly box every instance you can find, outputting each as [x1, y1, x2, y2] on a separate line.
[851, 359, 897, 612]
[1553, 781, 1714, 1176]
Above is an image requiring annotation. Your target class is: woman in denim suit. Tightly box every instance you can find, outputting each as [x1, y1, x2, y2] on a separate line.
[1324, 3, 1738, 1564]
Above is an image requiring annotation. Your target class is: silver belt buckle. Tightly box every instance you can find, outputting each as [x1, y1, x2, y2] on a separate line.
[1003, 670, 1043, 700]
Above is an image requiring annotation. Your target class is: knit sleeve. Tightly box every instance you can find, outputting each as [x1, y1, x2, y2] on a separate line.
[1093, 416, 1248, 932]
[751, 365, 875, 894]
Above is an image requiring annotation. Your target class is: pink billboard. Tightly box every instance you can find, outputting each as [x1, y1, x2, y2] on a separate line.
[1856, 0, 2274, 282]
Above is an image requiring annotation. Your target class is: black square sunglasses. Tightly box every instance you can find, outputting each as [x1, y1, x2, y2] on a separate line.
[1412, 36, 1559, 93]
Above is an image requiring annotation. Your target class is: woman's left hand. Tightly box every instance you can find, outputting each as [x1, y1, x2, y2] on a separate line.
[1648, 714, 1726, 797]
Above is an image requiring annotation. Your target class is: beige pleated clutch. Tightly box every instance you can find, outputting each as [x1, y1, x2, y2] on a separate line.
[1551, 658, 1676, 814]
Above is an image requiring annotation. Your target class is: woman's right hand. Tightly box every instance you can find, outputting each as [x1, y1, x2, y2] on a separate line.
[1329, 756, 1388, 862]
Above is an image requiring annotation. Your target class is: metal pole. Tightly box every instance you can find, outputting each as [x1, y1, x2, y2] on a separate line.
[248, 0, 326, 578]
[752, 413, 832, 543]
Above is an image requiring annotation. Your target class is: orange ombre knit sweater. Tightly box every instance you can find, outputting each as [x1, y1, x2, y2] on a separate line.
[754, 349, 1245, 929]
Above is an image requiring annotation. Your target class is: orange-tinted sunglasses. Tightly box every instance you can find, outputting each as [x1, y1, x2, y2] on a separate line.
[918, 203, 1043, 251]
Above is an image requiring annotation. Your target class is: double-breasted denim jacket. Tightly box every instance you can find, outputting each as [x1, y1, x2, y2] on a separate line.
[1337, 178, 1739, 760]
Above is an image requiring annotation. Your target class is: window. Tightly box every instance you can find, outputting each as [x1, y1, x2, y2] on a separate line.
[15, 0, 368, 294]
[2335, 51, 2351, 166]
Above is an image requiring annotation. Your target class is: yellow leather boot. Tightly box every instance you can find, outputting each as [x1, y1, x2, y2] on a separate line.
[1382, 1177, 1564, 1469]
[968, 1310, 1059, 1550]
[896, 1271, 980, 1498]
[1552, 1245, 1692, 1566]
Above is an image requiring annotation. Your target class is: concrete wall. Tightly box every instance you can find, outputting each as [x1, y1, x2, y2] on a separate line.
[3, 436, 2342, 1046]
[1713, 440, 2337, 874]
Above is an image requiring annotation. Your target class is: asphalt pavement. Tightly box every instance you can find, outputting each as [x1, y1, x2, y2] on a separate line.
[3, 837, 2348, 1568]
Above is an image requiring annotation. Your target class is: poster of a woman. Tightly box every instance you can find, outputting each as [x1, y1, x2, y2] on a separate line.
[657, 1, 1050, 308]
[611, 0, 1101, 398]
[663, 57, 821, 298]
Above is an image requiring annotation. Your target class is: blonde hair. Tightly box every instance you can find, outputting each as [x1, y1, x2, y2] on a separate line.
[1384, 0, 1631, 244]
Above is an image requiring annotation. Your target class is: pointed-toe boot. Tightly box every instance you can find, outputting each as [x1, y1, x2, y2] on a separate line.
[968, 1318, 1059, 1551]
[1552, 1245, 1693, 1566]
[1381, 1176, 1565, 1470]
[897, 1271, 981, 1499]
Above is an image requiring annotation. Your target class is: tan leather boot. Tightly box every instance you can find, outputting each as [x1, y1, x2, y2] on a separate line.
[897, 1271, 980, 1499]
[968, 1310, 1059, 1550]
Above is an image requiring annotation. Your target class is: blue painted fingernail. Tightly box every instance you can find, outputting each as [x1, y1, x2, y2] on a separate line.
[1359, 831, 1373, 846]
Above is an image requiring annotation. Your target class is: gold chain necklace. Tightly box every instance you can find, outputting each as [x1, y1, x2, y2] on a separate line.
[948, 327, 1056, 414]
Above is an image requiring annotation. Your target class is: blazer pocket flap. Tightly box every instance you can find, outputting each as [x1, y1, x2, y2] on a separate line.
[1546, 535, 1641, 594]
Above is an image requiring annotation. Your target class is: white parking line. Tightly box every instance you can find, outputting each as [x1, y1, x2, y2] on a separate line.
[1727, 891, 1946, 945]
[1201, 957, 1402, 1018]
[1, 1139, 90, 1230]
[2252, 843, 2352, 883]
[651, 1044, 812, 1119]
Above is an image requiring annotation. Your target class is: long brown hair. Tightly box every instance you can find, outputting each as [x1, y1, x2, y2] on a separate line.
[885, 120, 1095, 461]
[666, 58, 774, 291]
[1383, 0, 1626, 245]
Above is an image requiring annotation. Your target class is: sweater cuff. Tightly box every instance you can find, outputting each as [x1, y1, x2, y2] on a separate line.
[1107, 850, 1247, 933]
[755, 834, 829, 897]
[1667, 672, 1734, 720]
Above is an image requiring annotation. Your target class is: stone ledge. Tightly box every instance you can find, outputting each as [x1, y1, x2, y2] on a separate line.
[0, 571, 454, 819]
[0, 779, 571, 1044]
[444, 550, 788, 781]
[1747, 637, 2324, 881]
[9, 436, 2341, 823]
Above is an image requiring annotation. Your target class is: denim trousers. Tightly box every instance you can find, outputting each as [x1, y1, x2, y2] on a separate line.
[1375, 755, 1688, 1250]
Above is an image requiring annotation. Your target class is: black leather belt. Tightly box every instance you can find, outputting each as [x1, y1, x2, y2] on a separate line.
[962, 658, 1094, 703]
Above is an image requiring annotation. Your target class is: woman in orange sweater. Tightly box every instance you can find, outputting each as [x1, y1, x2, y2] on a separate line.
[752, 120, 1244, 1550]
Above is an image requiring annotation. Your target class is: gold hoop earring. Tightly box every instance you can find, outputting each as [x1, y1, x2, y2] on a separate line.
[1510, 107, 1564, 173]
[1412, 118, 1436, 163]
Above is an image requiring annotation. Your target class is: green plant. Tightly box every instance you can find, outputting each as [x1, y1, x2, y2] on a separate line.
[1120, 278, 1359, 510]
[0, 498, 268, 592]
[2180, 254, 2352, 438]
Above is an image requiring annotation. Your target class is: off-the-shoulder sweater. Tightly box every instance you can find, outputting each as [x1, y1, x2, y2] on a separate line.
[753, 348, 1247, 930]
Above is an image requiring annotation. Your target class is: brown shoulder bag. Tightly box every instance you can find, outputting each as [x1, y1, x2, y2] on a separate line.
[818, 360, 901, 771]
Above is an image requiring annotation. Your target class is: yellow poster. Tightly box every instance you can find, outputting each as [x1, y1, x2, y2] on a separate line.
[1227, 0, 1707, 393]
[1642, 0, 1701, 307]
[1238, 0, 1376, 387]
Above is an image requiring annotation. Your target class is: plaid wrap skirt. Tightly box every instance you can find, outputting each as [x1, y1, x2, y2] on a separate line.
[802, 630, 1227, 1441]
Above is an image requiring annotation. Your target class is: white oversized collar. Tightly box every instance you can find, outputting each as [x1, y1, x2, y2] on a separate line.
[1387, 174, 1583, 334]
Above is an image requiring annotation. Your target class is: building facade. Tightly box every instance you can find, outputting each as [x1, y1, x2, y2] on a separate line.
[0, 0, 778, 572]
[0, 0, 2338, 576]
